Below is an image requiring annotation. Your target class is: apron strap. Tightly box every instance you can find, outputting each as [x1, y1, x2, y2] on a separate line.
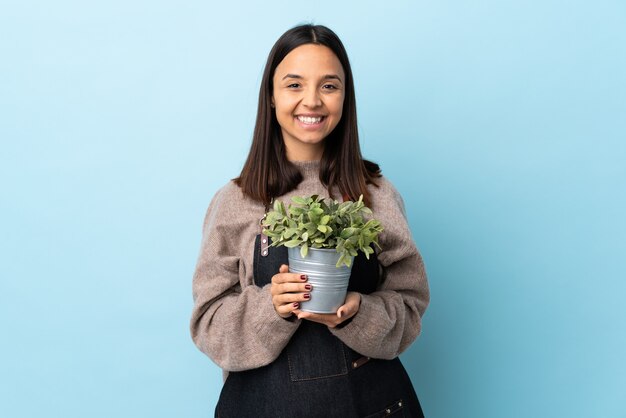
[259, 198, 273, 257]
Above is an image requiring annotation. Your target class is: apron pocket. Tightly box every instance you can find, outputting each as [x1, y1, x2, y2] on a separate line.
[286, 322, 348, 381]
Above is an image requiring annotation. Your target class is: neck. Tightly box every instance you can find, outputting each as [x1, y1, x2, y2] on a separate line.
[284, 138, 324, 162]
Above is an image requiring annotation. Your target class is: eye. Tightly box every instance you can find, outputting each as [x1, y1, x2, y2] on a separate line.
[322, 84, 338, 90]
[287, 83, 300, 88]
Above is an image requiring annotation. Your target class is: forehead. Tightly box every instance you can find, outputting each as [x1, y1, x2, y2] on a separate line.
[274, 44, 345, 79]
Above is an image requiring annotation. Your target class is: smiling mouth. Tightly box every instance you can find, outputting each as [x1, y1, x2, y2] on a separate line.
[296, 115, 326, 125]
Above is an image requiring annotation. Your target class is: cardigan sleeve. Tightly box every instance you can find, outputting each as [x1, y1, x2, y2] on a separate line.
[329, 179, 430, 359]
[189, 184, 300, 371]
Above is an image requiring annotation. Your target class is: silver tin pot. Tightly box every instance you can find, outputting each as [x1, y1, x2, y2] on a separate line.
[288, 246, 354, 314]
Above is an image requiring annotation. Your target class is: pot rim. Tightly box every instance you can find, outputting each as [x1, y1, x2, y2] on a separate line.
[303, 246, 340, 252]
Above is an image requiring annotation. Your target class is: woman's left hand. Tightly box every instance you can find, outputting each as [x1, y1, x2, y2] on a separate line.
[293, 291, 361, 328]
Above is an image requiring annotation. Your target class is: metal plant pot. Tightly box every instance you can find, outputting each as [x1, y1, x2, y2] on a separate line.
[288, 247, 354, 314]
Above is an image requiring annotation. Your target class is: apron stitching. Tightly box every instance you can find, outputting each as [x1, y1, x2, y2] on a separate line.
[287, 346, 348, 382]
[287, 344, 349, 382]
[288, 370, 349, 382]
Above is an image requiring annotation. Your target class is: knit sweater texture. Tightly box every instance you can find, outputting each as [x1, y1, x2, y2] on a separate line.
[190, 160, 430, 374]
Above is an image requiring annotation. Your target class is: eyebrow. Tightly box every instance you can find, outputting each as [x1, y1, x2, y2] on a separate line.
[282, 73, 343, 83]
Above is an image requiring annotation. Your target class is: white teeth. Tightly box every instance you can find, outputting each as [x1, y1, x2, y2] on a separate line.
[297, 116, 323, 124]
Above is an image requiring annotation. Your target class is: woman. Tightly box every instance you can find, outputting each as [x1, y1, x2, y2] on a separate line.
[190, 24, 430, 418]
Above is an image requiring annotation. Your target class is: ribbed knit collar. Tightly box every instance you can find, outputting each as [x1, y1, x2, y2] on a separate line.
[290, 159, 320, 179]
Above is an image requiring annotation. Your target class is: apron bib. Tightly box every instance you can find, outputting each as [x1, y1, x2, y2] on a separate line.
[215, 234, 425, 418]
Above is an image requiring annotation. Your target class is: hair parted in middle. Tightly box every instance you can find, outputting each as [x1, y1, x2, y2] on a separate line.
[234, 23, 381, 207]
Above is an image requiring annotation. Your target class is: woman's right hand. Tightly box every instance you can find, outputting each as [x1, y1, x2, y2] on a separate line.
[271, 264, 311, 318]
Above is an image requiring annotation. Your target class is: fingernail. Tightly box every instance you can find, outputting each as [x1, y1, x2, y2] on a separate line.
[300, 275, 307, 281]
[293, 302, 299, 308]
[305, 284, 312, 290]
[303, 293, 310, 299]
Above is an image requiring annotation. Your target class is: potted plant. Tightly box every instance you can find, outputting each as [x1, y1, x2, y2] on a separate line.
[262, 194, 383, 313]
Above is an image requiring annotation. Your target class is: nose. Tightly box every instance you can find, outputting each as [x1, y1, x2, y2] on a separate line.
[302, 86, 322, 108]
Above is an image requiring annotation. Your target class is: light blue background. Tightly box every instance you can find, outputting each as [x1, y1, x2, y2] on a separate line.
[1, 1, 625, 417]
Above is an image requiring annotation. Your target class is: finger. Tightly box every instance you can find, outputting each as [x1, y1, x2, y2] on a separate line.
[336, 302, 356, 319]
[337, 302, 350, 317]
[336, 301, 354, 317]
[275, 301, 301, 318]
[270, 284, 310, 297]
[336, 292, 361, 317]
[297, 311, 328, 322]
[296, 311, 312, 320]
[273, 282, 312, 294]
[279, 264, 289, 273]
[344, 292, 361, 305]
[272, 292, 311, 305]
[271, 272, 308, 285]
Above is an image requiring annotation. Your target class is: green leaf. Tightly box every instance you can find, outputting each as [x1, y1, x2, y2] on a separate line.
[290, 206, 304, 215]
[336, 253, 346, 268]
[284, 239, 301, 248]
[336, 252, 353, 268]
[263, 193, 382, 262]
[300, 243, 308, 258]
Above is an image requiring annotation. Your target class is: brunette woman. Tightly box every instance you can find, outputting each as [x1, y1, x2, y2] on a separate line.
[190, 23, 430, 418]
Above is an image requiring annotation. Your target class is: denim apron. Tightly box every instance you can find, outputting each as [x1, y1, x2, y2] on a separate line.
[215, 231, 425, 418]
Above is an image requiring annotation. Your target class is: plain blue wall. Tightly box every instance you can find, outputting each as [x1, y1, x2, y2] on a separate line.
[1, 1, 625, 417]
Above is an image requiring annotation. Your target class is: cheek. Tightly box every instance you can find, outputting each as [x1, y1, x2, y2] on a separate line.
[276, 112, 292, 129]
[276, 99, 296, 117]
[331, 99, 344, 122]
[274, 102, 291, 119]
[332, 96, 345, 116]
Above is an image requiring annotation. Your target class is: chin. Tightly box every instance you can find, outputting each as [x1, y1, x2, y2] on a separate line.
[301, 138, 326, 145]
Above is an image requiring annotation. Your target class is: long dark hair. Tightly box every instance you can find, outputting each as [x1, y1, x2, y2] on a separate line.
[234, 24, 380, 206]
